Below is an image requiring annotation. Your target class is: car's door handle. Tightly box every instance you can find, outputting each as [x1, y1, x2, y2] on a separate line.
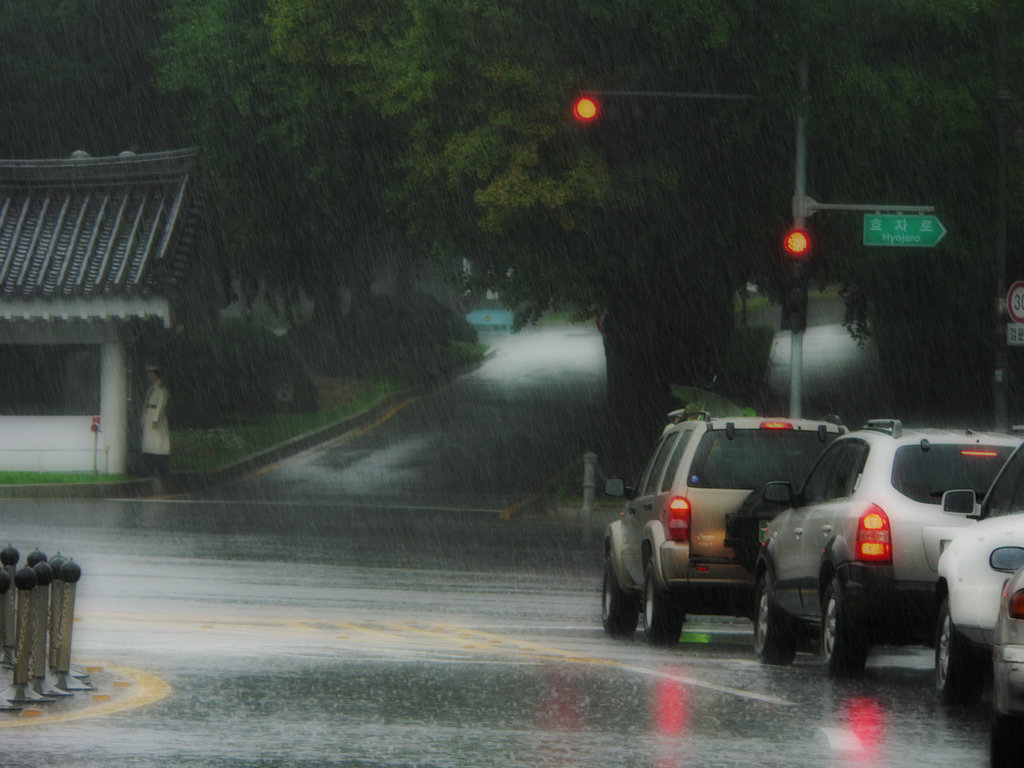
[643, 503, 653, 512]
[821, 524, 833, 534]
[794, 527, 804, 537]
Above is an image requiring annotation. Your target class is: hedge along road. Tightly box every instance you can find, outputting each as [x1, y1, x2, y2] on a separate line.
[0, 324, 992, 767]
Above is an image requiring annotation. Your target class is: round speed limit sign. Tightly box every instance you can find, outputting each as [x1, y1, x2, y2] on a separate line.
[1010, 281, 1024, 324]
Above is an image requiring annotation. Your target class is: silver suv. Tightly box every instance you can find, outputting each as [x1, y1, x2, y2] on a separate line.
[601, 415, 845, 645]
[755, 419, 1020, 676]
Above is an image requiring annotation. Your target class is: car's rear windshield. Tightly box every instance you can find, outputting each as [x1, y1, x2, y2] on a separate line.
[891, 444, 1015, 503]
[687, 429, 834, 490]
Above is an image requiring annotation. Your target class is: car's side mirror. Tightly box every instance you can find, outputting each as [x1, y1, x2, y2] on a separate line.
[941, 489, 977, 516]
[762, 481, 793, 506]
[604, 477, 627, 498]
[991, 546, 1024, 573]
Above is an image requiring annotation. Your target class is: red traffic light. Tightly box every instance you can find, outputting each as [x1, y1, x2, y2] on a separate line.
[572, 96, 599, 122]
[783, 228, 810, 257]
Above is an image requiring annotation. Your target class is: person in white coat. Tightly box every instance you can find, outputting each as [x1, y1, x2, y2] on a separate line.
[141, 366, 171, 479]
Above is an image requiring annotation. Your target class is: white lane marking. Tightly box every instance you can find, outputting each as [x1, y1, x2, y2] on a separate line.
[821, 726, 862, 751]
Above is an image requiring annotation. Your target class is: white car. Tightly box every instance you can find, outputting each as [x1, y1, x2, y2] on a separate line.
[992, 562, 1024, 768]
[936, 443, 1024, 705]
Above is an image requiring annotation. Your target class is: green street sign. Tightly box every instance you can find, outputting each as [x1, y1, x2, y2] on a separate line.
[863, 214, 947, 247]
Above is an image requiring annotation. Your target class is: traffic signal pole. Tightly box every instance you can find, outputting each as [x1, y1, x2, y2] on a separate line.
[789, 61, 809, 419]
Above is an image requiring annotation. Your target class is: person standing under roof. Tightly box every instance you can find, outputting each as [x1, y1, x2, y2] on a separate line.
[141, 365, 171, 485]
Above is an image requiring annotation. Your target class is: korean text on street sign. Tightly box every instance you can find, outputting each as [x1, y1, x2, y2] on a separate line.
[863, 214, 947, 247]
[1008, 324, 1024, 347]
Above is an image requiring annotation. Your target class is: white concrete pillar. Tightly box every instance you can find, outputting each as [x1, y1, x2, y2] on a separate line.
[100, 342, 128, 474]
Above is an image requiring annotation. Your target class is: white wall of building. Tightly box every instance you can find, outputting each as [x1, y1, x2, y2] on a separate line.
[0, 339, 130, 475]
[0, 416, 109, 473]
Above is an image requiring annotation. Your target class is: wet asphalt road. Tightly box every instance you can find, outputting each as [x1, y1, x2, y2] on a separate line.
[0, 324, 998, 767]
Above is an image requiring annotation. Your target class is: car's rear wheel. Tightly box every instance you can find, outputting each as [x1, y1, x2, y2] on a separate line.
[602, 555, 638, 638]
[754, 572, 796, 665]
[822, 577, 868, 677]
[935, 597, 984, 706]
[642, 558, 683, 646]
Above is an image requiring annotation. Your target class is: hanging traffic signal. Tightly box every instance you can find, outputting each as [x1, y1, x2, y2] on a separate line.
[572, 95, 599, 122]
[783, 228, 811, 258]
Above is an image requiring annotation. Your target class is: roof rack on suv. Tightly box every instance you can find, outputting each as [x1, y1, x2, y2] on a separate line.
[862, 418, 903, 438]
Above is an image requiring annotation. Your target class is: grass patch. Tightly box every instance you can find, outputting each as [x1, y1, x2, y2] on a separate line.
[0, 341, 483, 485]
[170, 379, 403, 472]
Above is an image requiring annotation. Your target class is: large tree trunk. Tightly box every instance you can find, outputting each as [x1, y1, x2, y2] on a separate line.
[599, 270, 733, 479]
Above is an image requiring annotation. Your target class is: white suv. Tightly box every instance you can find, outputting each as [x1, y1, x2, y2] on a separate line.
[755, 420, 1020, 676]
[601, 415, 845, 645]
[935, 442, 1024, 705]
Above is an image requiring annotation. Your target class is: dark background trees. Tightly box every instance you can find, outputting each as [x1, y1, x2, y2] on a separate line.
[3, 0, 1023, 467]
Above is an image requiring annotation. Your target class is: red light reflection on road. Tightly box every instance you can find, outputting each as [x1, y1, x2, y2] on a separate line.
[651, 666, 689, 768]
[539, 666, 584, 732]
[840, 696, 886, 765]
[536, 665, 584, 767]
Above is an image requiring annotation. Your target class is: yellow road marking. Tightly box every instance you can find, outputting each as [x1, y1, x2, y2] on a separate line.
[0, 662, 171, 728]
[241, 396, 425, 481]
[65, 612, 793, 709]
[499, 459, 577, 519]
[330, 621, 404, 641]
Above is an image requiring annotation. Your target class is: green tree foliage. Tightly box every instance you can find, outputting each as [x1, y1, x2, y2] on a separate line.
[156, 0, 419, 358]
[6, 0, 1019, 454]
[0, 0, 188, 156]
[803, 0, 1014, 427]
[264, 0, 811, 455]
[262, 0, 1024, 450]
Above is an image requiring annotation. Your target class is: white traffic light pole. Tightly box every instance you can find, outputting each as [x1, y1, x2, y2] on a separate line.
[790, 61, 809, 419]
[789, 61, 937, 420]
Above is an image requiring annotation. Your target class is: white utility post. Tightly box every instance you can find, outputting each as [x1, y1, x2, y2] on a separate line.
[790, 61, 809, 419]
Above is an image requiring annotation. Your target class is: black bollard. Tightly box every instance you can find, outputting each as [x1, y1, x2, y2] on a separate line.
[47, 553, 66, 671]
[25, 549, 46, 568]
[1, 565, 52, 704]
[28, 561, 67, 697]
[0, 569, 9, 673]
[53, 560, 90, 691]
[0, 544, 17, 666]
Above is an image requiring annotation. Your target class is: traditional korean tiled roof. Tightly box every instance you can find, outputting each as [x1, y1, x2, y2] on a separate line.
[0, 148, 206, 324]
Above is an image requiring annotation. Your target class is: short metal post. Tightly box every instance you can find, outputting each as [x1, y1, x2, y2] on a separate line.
[24, 550, 47, 691]
[0, 571, 12, 710]
[29, 561, 67, 697]
[1, 566, 51, 704]
[0, 570, 9, 671]
[0, 545, 18, 667]
[581, 451, 598, 529]
[47, 554, 66, 671]
[53, 560, 89, 691]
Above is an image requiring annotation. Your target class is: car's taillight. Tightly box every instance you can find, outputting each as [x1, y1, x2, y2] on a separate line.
[961, 448, 1001, 458]
[856, 504, 892, 563]
[760, 420, 794, 430]
[667, 497, 691, 542]
[1010, 589, 1024, 620]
